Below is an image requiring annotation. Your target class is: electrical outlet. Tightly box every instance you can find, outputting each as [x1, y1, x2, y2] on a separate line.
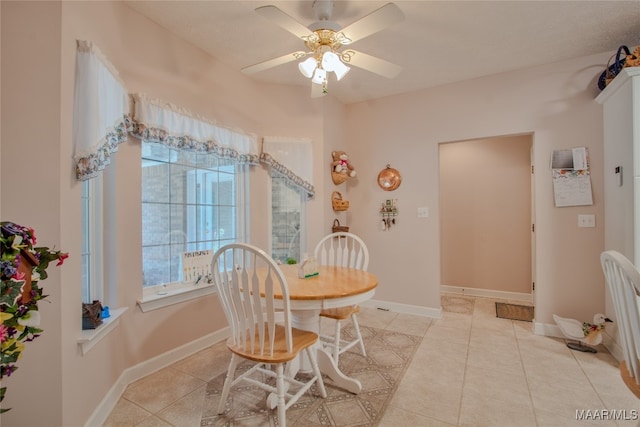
[578, 214, 596, 228]
[417, 207, 429, 218]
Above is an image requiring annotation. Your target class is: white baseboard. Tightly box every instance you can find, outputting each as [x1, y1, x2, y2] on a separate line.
[361, 298, 442, 319]
[441, 285, 533, 303]
[84, 327, 230, 427]
[533, 321, 564, 338]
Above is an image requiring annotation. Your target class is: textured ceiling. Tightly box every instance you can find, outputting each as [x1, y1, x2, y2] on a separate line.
[124, 0, 640, 104]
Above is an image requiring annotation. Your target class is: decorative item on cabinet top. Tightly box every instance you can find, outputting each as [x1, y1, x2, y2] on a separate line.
[377, 164, 402, 191]
[331, 191, 349, 211]
[331, 150, 357, 185]
[597, 45, 639, 91]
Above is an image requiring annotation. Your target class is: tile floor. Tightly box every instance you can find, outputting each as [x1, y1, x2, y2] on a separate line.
[103, 295, 639, 426]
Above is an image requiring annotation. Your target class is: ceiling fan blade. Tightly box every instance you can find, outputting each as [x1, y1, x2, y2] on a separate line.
[340, 3, 404, 44]
[345, 50, 402, 79]
[255, 5, 313, 39]
[241, 51, 306, 75]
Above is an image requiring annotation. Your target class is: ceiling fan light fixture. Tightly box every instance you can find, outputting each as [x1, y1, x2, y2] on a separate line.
[312, 67, 327, 85]
[321, 51, 339, 71]
[298, 57, 318, 78]
[332, 58, 350, 80]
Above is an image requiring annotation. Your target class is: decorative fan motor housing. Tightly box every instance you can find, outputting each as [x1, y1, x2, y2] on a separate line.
[378, 165, 401, 191]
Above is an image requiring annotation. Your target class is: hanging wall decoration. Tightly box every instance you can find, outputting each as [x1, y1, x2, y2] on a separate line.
[377, 164, 402, 191]
[331, 150, 357, 185]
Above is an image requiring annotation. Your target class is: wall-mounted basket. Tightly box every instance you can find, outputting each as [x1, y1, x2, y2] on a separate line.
[332, 219, 349, 233]
[331, 191, 349, 211]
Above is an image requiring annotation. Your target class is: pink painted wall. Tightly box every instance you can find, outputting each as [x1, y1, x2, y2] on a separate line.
[439, 135, 532, 295]
[1, 1, 332, 425]
[0, 0, 611, 425]
[346, 54, 606, 328]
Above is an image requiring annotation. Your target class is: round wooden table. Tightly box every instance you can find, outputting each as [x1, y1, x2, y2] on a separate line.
[270, 264, 378, 395]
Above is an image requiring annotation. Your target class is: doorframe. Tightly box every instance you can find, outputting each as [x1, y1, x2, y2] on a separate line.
[438, 132, 535, 303]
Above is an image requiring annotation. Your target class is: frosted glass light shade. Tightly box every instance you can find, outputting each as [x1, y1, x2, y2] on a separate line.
[312, 68, 327, 84]
[321, 51, 339, 71]
[332, 60, 350, 81]
[298, 57, 317, 78]
[321, 51, 350, 81]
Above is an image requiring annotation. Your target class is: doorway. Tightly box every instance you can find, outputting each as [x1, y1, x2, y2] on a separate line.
[439, 134, 533, 301]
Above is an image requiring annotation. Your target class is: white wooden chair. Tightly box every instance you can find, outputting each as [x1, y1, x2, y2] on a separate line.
[212, 243, 326, 426]
[314, 232, 369, 363]
[600, 250, 640, 399]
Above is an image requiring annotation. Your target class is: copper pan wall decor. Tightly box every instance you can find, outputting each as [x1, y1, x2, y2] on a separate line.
[377, 164, 402, 191]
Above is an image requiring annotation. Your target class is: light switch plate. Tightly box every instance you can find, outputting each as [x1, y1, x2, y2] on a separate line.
[417, 207, 429, 218]
[578, 214, 596, 228]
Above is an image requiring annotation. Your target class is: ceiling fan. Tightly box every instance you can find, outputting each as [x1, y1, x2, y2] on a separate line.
[242, 0, 404, 97]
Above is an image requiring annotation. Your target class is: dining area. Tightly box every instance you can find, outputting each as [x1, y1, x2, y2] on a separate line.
[209, 232, 379, 426]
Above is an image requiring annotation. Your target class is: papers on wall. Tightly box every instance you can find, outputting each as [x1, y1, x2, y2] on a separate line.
[551, 147, 593, 207]
[182, 250, 212, 283]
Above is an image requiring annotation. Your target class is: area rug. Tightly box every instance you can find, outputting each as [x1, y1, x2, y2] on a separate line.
[441, 294, 475, 314]
[495, 302, 534, 322]
[201, 326, 421, 426]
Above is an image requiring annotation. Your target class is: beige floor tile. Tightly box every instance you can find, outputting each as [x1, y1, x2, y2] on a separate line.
[123, 367, 206, 414]
[385, 312, 432, 337]
[462, 364, 531, 408]
[156, 385, 206, 427]
[433, 311, 473, 331]
[380, 405, 456, 426]
[357, 306, 398, 329]
[390, 378, 462, 425]
[102, 295, 636, 427]
[466, 339, 524, 376]
[458, 392, 536, 427]
[102, 398, 152, 427]
[425, 323, 471, 345]
[528, 377, 605, 418]
[172, 342, 230, 382]
[415, 335, 469, 364]
[135, 415, 174, 427]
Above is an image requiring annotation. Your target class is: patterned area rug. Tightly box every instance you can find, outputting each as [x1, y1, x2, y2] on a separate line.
[441, 294, 475, 314]
[201, 326, 421, 426]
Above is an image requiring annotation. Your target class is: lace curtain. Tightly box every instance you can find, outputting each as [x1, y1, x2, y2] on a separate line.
[129, 93, 259, 164]
[261, 137, 315, 198]
[73, 40, 131, 181]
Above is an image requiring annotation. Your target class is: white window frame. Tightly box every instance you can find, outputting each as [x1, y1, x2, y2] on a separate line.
[269, 172, 307, 264]
[82, 176, 104, 304]
[137, 142, 250, 312]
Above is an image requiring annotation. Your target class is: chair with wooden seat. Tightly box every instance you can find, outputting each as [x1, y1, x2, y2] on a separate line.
[600, 250, 640, 399]
[314, 232, 369, 363]
[212, 243, 326, 426]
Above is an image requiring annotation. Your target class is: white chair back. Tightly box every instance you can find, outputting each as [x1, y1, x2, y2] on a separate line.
[212, 243, 292, 356]
[601, 250, 640, 386]
[314, 232, 369, 271]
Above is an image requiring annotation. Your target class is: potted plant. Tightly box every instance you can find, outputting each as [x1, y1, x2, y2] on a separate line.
[0, 221, 68, 413]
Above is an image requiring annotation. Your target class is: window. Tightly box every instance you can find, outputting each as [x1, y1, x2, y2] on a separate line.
[81, 175, 103, 303]
[141, 141, 245, 287]
[271, 172, 306, 264]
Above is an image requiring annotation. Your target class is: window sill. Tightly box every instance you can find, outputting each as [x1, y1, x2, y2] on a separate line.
[136, 282, 216, 313]
[78, 307, 128, 355]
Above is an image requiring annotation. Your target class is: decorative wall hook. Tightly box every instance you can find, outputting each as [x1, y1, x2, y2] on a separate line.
[380, 199, 398, 230]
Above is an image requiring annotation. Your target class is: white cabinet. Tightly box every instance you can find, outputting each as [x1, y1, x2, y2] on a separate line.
[597, 68, 640, 266]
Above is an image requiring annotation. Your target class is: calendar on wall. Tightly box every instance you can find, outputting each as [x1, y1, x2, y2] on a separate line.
[551, 147, 593, 207]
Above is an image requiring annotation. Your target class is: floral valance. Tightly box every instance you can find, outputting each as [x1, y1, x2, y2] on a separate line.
[73, 40, 131, 181]
[129, 93, 260, 165]
[261, 137, 315, 199]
